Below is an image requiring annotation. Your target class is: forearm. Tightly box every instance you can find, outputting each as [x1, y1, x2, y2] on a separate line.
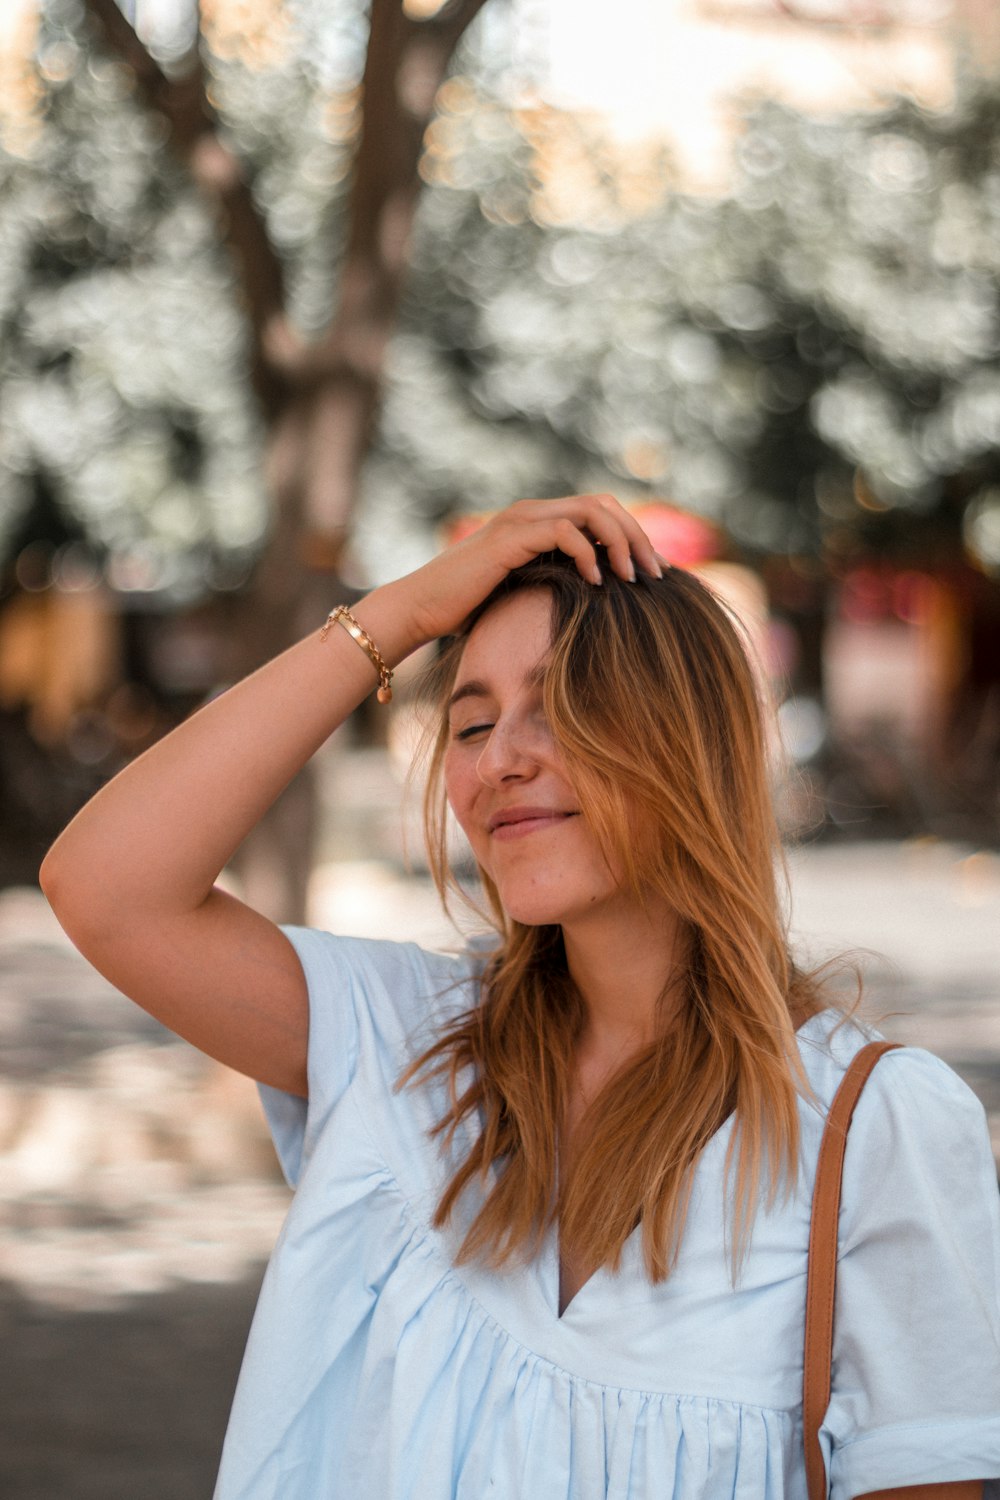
[41, 493, 658, 932]
[40, 581, 428, 926]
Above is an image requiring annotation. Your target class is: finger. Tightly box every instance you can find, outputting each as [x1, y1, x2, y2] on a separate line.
[582, 500, 642, 582]
[522, 495, 663, 581]
[546, 517, 603, 585]
[513, 515, 602, 584]
[591, 496, 663, 580]
[510, 496, 662, 582]
[558, 494, 656, 582]
[501, 501, 603, 582]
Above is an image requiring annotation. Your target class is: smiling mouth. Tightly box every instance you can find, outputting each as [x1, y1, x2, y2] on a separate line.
[490, 812, 578, 841]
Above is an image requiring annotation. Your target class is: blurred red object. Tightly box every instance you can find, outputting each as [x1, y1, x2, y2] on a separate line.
[838, 565, 936, 625]
[629, 503, 720, 566]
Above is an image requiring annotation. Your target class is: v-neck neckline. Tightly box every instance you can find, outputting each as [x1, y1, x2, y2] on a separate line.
[550, 1135, 649, 1320]
[546, 1009, 837, 1321]
[548, 1177, 650, 1321]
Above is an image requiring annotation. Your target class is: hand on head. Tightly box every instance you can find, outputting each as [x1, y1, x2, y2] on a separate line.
[399, 494, 663, 645]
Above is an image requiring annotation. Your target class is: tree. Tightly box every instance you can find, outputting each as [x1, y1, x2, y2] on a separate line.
[390, 81, 1000, 563]
[2, 0, 493, 915]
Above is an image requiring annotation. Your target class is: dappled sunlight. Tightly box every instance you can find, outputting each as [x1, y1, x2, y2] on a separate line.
[0, 889, 288, 1314]
[543, 0, 958, 194]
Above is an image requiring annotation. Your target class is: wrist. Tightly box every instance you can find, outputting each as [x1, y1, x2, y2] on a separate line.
[347, 579, 438, 671]
[321, 606, 394, 702]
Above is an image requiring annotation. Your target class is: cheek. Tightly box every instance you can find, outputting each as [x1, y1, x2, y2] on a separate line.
[443, 749, 478, 835]
[443, 752, 495, 877]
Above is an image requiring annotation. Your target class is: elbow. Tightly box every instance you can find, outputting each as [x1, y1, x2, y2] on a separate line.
[38, 849, 105, 940]
[38, 844, 75, 910]
[38, 850, 62, 907]
[38, 823, 74, 901]
[38, 858, 78, 945]
[38, 855, 76, 936]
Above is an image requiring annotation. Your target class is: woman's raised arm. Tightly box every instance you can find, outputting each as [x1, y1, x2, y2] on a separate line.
[39, 576, 435, 1097]
[39, 495, 658, 1096]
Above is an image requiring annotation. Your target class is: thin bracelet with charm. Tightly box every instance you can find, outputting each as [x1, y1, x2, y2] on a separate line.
[320, 605, 394, 703]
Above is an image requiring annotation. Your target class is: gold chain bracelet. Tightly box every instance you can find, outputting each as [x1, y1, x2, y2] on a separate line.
[320, 605, 393, 703]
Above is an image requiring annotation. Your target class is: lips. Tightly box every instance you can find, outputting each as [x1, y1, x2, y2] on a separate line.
[487, 806, 579, 837]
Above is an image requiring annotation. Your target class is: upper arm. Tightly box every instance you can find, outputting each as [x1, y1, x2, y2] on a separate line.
[823, 1048, 1000, 1497]
[44, 881, 309, 1096]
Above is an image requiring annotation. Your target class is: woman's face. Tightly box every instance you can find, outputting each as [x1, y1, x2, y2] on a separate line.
[443, 589, 623, 929]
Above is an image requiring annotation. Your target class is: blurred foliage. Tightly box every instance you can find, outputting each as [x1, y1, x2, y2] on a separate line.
[0, 0, 276, 601]
[384, 82, 1000, 574]
[4, 1, 1000, 592]
[0, 0, 526, 595]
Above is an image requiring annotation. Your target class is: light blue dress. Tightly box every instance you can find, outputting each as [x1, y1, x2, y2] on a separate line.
[214, 928, 1000, 1500]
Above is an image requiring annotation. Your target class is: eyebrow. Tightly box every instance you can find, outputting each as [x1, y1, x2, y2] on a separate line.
[448, 662, 548, 712]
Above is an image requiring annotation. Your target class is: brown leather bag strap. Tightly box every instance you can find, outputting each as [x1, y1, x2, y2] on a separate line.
[804, 1039, 903, 1500]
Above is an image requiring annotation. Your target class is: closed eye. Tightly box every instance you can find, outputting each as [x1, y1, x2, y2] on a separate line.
[454, 722, 493, 741]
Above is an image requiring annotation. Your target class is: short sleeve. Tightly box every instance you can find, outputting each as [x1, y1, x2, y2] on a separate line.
[256, 926, 480, 1190]
[821, 1046, 1000, 1499]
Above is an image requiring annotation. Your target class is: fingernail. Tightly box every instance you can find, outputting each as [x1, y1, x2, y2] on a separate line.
[591, 564, 603, 585]
[626, 559, 637, 582]
[651, 559, 664, 578]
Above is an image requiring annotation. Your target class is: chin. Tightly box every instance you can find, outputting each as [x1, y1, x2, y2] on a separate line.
[493, 886, 579, 929]
[502, 907, 565, 928]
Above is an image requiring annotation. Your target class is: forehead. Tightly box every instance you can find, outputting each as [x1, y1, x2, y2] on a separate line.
[454, 589, 554, 689]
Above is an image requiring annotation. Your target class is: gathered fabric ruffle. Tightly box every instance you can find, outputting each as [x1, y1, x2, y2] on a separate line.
[217, 1185, 801, 1500]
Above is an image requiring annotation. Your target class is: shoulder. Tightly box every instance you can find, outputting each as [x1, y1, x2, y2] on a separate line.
[796, 1011, 997, 1252]
[279, 925, 482, 984]
[278, 924, 487, 1039]
[848, 1040, 992, 1190]
[795, 1006, 985, 1128]
[796, 1009, 994, 1205]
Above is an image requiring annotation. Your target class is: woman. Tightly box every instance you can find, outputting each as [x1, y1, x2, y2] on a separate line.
[41, 495, 1000, 1498]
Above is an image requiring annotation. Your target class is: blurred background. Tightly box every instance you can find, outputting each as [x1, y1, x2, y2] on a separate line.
[0, 0, 998, 1493]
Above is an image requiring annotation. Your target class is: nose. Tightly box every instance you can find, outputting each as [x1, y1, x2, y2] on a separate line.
[475, 714, 540, 788]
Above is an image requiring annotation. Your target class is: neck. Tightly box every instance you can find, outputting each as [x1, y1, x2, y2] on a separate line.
[560, 894, 689, 1062]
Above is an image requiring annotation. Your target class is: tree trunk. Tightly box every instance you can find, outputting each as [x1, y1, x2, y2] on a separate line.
[83, 0, 489, 923]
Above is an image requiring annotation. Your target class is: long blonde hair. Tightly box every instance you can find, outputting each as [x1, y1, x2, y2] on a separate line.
[399, 551, 845, 1284]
